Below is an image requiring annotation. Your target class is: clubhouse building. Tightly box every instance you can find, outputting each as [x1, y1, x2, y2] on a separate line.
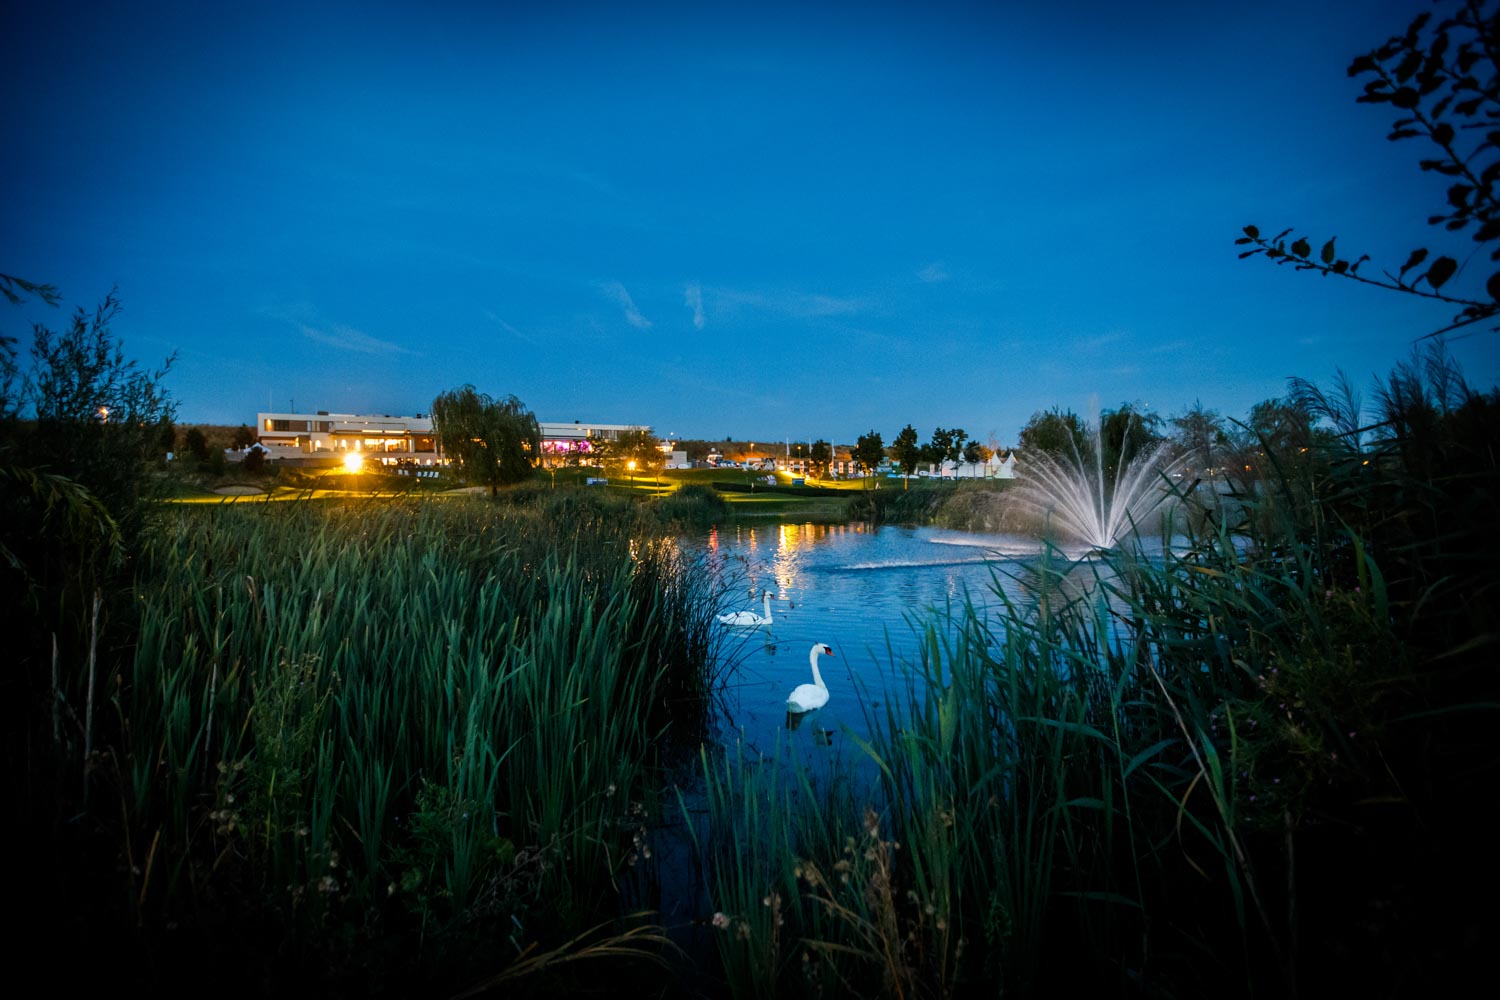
[255, 410, 639, 467]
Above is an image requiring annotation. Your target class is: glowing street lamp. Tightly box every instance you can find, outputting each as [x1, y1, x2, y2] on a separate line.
[343, 451, 364, 474]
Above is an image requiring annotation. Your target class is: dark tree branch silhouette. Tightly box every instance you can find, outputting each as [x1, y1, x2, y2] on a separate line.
[1239, 0, 1500, 338]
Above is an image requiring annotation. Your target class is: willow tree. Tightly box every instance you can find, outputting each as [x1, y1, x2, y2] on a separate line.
[430, 385, 540, 495]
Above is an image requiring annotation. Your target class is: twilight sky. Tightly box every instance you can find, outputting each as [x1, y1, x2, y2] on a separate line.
[5, 0, 1497, 444]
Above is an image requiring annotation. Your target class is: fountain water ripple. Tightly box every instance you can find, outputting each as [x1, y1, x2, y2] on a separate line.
[1015, 430, 1191, 550]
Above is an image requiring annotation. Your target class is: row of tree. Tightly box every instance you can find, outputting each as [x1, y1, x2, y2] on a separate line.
[423, 380, 1461, 499]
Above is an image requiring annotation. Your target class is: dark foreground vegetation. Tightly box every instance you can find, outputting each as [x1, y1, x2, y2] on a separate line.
[6, 4, 1500, 992]
[692, 347, 1500, 997]
[13, 493, 728, 996]
[7, 298, 1497, 996]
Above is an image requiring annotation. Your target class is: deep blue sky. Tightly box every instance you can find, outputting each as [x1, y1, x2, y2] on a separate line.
[5, 0, 1497, 444]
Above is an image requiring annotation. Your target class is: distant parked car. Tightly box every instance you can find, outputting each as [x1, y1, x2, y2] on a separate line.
[586, 477, 609, 486]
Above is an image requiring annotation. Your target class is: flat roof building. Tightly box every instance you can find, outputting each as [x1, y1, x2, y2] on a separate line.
[256, 411, 440, 464]
[255, 411, 645, 467]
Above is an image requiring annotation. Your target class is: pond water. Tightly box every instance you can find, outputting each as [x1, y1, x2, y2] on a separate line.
[692, 521, 1067, 762]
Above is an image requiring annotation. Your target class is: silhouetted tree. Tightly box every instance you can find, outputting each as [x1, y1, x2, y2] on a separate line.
[157, 419, 177, 456]
[1018, 407, 1089, 461]
[962, 438, 991, 476]
[615, 426, 663, 478]
[2, 285, 173, 843]
[924, 427, 955, 474]
[853, 430, 884, 486]
[1098, 404, 1163, 485]
[231, 424, 256, 450]
[810, 439, 831, 477]
[1171, 401, 1229, 481]
[890, 424, 922, 487]
[1239, 0, 1500, 339]
[16, 290, 176, 540]
[183, 427, 210, 464]
[0, 273, 60, 352]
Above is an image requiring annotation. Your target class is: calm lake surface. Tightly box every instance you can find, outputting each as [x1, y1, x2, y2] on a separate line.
[691, 521, 1063, 761]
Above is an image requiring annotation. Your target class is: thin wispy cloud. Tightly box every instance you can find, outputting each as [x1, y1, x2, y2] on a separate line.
[602, 281, 652, 329]
[713, 287, 864, 319]
[259, 302, 415, 356]
[917, 261, 949, 283]
[298, 323, 414, 356]
[685, 283, 705, 330]
[483, 310, 541, 346]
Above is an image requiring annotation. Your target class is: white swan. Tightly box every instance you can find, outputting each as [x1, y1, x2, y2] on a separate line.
[787, 644, 835, 713]
[718, 589, 774, 627]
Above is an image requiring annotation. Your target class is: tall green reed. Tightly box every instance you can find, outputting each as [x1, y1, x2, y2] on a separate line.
[691, 497, 1418, 996]
[111, 494, 721, 990]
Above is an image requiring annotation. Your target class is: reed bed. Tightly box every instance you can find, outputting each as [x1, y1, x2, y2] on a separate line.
[93, 494, 722, 993]
[692, 469, 1491, 997]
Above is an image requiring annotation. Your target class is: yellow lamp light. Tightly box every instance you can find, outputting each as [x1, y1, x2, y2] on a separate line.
[343, 452, 364, 474]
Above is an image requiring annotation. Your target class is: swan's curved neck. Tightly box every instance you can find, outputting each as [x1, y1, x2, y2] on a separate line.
[763, 591, 773, 622]
[809, 648, 826, 688]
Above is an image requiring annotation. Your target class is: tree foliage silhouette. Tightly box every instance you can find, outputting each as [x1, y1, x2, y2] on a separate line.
[852, 429, 884, 485]
[1238, 0, 1500, 338]
[890, 424, 921, 487]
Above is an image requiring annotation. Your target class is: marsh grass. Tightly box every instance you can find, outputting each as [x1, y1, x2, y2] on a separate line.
[74, 494, 727, 992]
[692, 427, 1497, 996]
[22, 374, 1496, 996]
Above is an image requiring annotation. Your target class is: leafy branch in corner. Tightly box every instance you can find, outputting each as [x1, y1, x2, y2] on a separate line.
[1238, 0, 1500, 338]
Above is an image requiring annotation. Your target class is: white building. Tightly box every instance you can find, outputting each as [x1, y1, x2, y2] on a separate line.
[538, 421, 639, 465]
[256, 411, 439, 464]
[256, 411, 645, 467]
